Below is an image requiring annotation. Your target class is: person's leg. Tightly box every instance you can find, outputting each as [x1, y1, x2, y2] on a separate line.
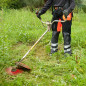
[51, 31, 60, 54]
[62, 20, 72, 55]
[50, 8, 62, 54]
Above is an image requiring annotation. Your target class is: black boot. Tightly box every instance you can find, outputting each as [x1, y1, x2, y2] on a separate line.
[50, 48, 58, 56]
[64, 50, 72, 58]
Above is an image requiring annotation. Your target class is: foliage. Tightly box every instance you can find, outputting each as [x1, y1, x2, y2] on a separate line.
[0, 0, 20, 9]
[75, 0, 86, 13]
[0, 0, 44, 9]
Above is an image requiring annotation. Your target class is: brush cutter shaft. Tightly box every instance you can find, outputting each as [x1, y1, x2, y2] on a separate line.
[19, 29, 48, 62]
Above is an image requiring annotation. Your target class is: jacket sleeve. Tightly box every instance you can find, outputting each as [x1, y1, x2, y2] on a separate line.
[40, 0, 53, 14]
[68, 0, 75, 13]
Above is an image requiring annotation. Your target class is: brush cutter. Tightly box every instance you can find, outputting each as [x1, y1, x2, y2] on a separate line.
[6, 19, 66, 75]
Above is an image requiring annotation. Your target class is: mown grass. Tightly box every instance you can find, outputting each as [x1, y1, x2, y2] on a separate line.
[0, 9, 86, 86]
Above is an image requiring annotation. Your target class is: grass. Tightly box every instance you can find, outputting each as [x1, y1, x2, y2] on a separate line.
[0, 8, 86, 86]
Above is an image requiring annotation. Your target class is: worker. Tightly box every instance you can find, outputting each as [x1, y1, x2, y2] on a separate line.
[36, 0, 75, 56]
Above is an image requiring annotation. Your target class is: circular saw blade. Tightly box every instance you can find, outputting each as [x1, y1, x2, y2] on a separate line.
[6, 67, 23, 75]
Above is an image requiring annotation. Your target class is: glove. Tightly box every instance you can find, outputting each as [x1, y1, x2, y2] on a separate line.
[36, 11, 42, 19]
[63, 9, 69, 18]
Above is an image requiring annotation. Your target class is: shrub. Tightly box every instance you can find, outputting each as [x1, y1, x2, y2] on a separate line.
[0, 0, 44, 9]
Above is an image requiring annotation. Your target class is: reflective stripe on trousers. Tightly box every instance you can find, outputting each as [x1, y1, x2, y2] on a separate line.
[51, 43, 58, 51]
[64, 44, 71, 53]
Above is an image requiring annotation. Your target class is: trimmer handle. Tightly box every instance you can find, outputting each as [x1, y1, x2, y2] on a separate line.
[40, 19, 66, 31]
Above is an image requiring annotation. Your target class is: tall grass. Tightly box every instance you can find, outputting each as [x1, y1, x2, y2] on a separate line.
[0, 9, 86, 86]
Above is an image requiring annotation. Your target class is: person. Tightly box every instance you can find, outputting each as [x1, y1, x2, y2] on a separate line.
[36, 0, 75, 56]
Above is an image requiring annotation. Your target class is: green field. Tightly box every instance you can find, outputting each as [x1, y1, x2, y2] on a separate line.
[0, 9, 86, 86]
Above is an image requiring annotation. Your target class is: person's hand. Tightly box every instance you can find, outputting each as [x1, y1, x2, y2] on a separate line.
[63, 9, 69, 18]
[36, 11, 41, 19]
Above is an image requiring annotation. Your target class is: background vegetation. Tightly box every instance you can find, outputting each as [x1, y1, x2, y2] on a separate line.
[0, 0, 44, 9]
[0, 0, 86, 86]
[0, 0, 86, 12]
